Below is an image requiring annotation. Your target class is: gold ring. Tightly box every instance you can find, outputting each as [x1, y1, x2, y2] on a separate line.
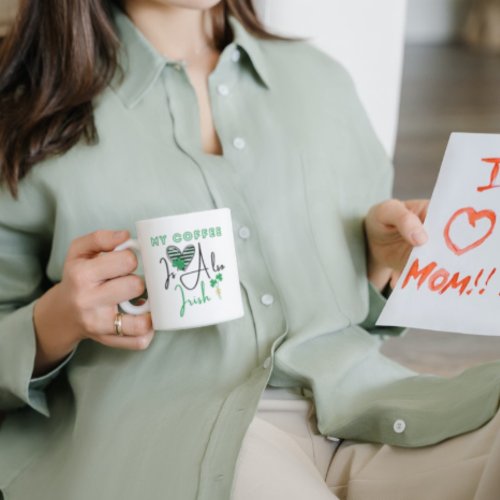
[114, 312, 124, 336]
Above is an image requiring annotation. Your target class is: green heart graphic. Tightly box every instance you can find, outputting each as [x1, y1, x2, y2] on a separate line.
[166, 245, 196, 271]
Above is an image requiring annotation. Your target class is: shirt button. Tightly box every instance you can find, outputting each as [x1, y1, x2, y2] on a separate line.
[217, 84, 230, 96]
[393, 419, 406, 434]
[263, 357, 271, 369]
[261, 294, 274, 306]
[232, 49, 241, 62]
[233, 137, 246, 150]
[238, 226, 251, 240]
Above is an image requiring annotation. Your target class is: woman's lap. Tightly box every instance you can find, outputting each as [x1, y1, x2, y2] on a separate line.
[230, 389, 339, 500]
[328, 404, 500, 500]
[231, 416, 339, 500]
[232, 388, 500, 500]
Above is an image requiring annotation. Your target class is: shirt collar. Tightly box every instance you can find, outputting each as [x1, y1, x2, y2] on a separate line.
[228, 16, 271, 90]
[112, 8, 167, 108]
[112, 8, 271, 108]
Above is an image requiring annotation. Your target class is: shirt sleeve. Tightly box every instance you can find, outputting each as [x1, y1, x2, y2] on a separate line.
[0, 176, 60, 417]
[29, 349, 76, 392]
[360, 282, 405, 338]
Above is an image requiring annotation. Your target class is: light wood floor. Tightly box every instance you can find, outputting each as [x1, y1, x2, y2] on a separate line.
[381, 43, 500, 376]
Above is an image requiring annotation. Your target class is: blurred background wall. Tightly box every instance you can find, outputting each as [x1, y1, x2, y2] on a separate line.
[394, 0, 500, 200]
[254, 0, 407, 158]
[406, 0, 469, 43]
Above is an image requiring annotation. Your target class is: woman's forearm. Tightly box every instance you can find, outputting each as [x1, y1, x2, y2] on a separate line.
[367, 258, 392, 292]
[32, 284, 81, 377]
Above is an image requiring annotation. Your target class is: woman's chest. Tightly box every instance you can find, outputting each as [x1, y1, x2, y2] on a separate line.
[36, 80, 375, 327]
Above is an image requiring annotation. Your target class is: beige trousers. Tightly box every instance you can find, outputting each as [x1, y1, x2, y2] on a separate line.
[231, 388, 500, 500]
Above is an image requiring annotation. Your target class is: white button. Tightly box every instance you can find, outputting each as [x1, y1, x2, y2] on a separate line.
[261, 294, 274, 306]
[263, 357, 271, 369]
[233, 137, 246, 150]
[393, 419, 406, 434]
[217, 84, 230, 96]
[238, 226, 251, 240]
[232, 49, 241, 62]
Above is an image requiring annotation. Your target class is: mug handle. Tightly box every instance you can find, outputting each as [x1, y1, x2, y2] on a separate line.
[113, 239, 151, 315]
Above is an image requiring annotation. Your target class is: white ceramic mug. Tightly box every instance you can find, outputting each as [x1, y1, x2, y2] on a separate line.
[115, 208, 244, 330]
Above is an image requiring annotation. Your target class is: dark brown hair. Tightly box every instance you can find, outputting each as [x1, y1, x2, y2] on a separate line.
[0, 0, 282, 197]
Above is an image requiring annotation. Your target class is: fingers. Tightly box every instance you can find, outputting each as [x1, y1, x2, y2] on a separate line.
[60, 229, 156, 353]
[95, 275, 145, 304]
[67, 230, 130, 260]
[118, 312, 153, 337]
[85, 250, 138, 282]
[415, 199, 430, 219]
[98, 328, 155, 351]
[85, 308, 154, 349]
[97, 312, 154, 351]
[375, 199, 428, 246]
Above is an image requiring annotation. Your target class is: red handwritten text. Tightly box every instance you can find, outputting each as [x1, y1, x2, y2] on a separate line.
[477, 158, 500, 192]
[402, 258, 497, 296]
[443, 207, 496, 256]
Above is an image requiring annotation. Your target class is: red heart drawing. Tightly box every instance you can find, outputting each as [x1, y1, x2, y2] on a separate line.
[443, 207, 496, 256]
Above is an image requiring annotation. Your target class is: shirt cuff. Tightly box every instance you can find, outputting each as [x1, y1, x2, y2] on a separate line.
[0, 301, 76, 417]
[0, 302, 47, 415]
[27, 349, 75, 416]
[29, 349, 76, 391]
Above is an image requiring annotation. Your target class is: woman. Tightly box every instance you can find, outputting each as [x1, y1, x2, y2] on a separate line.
[1, 1, 500, 499]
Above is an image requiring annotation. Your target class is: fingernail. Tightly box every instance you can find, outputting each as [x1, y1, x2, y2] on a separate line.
[114, 230, 127, 239]
[411, 230, 428, 246]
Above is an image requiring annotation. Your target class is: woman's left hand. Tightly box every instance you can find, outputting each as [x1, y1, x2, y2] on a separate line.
[364, 199, 430, 289]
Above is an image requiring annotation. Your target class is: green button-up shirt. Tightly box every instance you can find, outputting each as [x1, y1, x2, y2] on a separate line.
[1, 9, 500, 500]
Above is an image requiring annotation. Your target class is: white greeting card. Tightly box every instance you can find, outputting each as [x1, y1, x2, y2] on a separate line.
[377, 133, 500, 336]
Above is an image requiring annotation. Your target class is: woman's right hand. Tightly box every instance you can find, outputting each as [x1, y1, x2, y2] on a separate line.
[33, 230, 155, 377]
